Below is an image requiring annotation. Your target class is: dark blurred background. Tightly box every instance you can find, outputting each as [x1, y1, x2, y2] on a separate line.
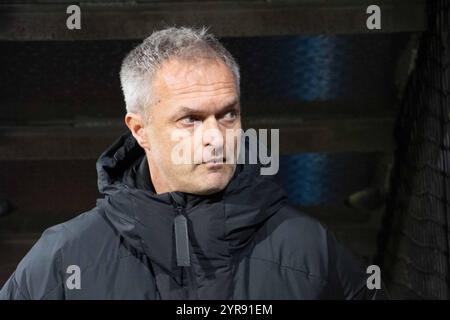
[0, 0, 449, 299]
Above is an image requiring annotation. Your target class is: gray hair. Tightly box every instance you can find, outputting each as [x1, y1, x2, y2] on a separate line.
[119, 26, 240, 118]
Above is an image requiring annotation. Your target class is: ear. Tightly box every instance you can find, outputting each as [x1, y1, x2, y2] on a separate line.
[125, 112, 151, 150]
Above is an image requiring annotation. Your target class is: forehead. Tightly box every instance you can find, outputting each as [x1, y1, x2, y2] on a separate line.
[153, 58, 237, 100]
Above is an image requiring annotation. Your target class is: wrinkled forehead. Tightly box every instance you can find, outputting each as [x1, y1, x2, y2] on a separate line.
[153, 58, 238, 100]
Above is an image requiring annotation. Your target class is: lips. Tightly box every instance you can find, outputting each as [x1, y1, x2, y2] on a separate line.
[202, 157, 225, 164]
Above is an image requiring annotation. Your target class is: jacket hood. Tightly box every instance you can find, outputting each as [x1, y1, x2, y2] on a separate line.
[95, 130, 287, 298]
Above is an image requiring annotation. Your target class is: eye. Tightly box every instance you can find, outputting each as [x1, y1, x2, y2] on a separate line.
[180, 115, 201, 126]
[222, 110, 237, 121]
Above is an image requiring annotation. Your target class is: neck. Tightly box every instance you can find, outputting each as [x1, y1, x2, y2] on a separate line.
[147, 156, 171, 194]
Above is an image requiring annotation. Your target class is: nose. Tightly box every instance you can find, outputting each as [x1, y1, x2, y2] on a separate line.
[201, 117, 224, 155]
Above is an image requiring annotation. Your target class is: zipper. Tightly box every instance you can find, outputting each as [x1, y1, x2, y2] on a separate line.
[170, 193, 198, 299]
[173, 202, 190, 267]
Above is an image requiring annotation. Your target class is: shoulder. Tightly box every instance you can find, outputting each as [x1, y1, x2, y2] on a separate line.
[258, 204, 330, 254]
[40, 205, 119, 260]
[251, 205, 331, 278]
[8, 204, 121, 299]
[52, 205, 122, 256]
[252, 205, 379, 299]
[270, 205, 329, 242]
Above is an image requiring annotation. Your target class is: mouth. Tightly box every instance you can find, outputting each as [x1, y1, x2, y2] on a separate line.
[202, 157, 226, 168]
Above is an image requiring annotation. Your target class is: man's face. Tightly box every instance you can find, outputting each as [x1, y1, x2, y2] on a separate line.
[140, 58, 241, 195]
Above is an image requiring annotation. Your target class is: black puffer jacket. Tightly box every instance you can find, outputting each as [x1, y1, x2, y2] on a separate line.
[0, 131, 387, 299]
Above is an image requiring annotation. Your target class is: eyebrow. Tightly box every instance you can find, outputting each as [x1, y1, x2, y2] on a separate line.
[177, 98, 240, 116]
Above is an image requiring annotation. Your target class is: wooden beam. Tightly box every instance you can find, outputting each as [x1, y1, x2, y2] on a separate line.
[244, 116, 396, 154]
[0, 0, 427, 40]
[0, 115, 395, 160]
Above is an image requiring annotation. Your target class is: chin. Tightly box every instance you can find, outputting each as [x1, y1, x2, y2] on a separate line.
[194, 184, 226, 195]
[193, 177, 230, 195]
[187, 166, 235, 195]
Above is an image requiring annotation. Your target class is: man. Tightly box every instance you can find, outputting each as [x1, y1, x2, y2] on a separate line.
[0, 27, 387, 299]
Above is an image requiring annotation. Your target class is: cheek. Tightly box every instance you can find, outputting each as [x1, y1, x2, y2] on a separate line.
[148, 126, 172, 152]
[223, 130, 240, 158]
